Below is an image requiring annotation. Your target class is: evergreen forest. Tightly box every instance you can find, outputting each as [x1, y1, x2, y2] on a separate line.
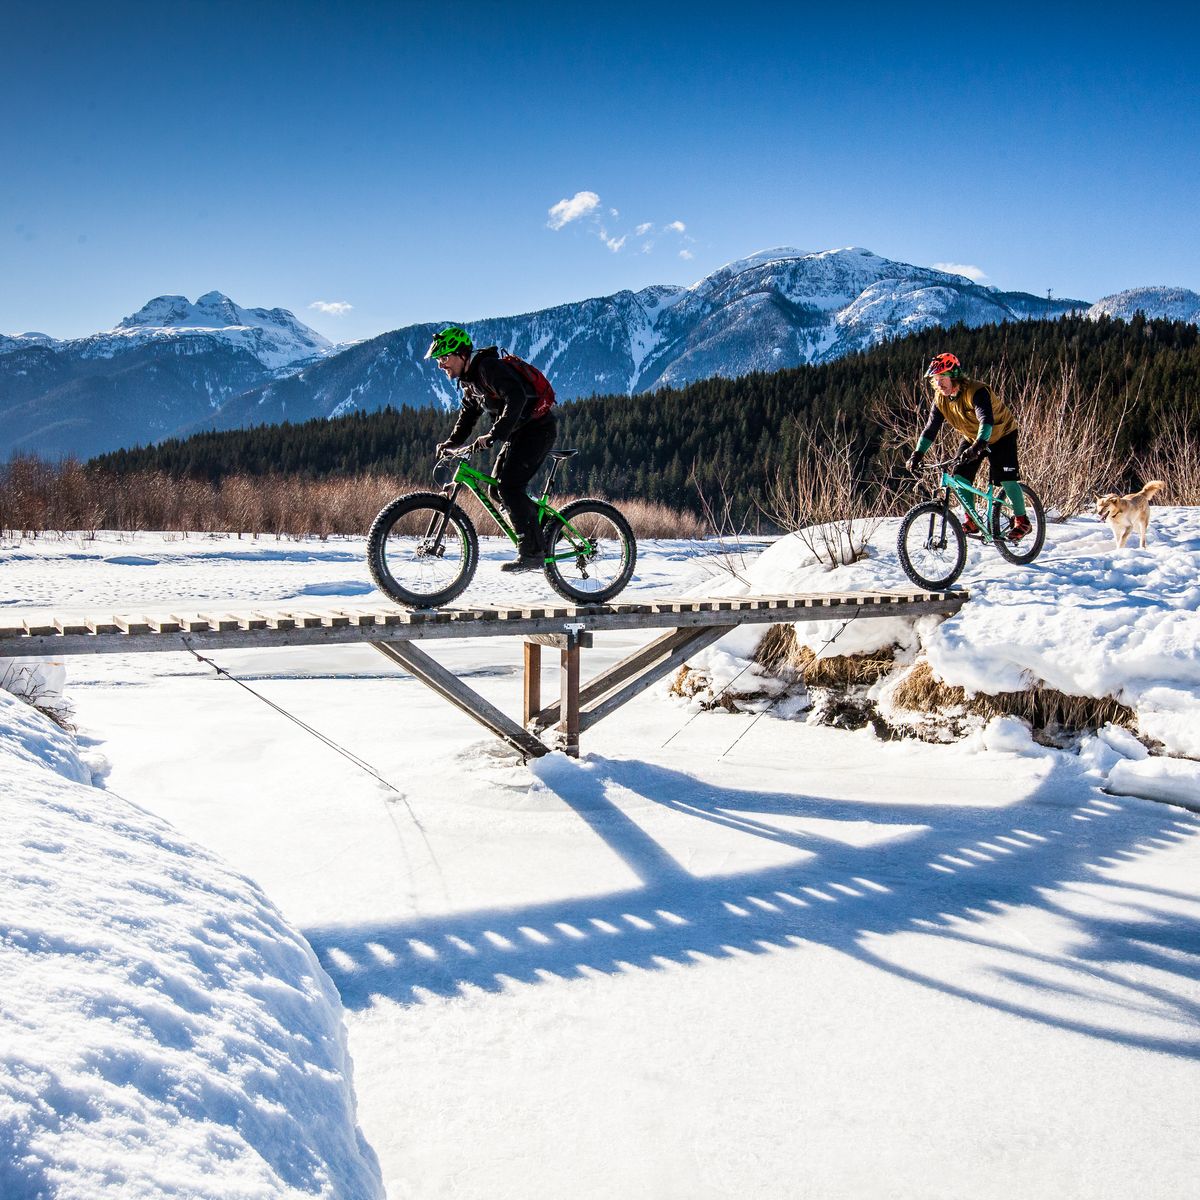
[91, 315, 1200, 523]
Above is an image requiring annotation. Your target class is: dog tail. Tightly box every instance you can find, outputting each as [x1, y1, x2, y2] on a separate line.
[1138, 480, 1167, 501]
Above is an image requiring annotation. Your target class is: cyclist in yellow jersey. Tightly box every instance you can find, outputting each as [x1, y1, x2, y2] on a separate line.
[905, 352, 1032, 541]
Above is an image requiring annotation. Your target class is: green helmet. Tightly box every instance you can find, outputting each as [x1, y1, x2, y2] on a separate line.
[425, 325, 472, 360]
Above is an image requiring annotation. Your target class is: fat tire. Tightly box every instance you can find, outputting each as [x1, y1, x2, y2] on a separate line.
[367, 491, 479, 608]
[990, 483, 1047, 566]
[543, 498, 637, 604]
[897, 500, 968, 590]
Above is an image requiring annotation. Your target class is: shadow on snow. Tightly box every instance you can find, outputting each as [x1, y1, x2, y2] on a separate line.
[305, 751, 1200, 1057]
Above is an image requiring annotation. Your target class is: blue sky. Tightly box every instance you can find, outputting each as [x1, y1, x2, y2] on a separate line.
[3, 1, 1197, 343]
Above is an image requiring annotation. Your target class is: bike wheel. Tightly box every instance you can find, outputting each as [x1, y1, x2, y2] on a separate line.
[990, 483, 1047, 566]
[897, 500, 967, 590]
[367, 491, 479, 608]
[543, 498, 637, 604]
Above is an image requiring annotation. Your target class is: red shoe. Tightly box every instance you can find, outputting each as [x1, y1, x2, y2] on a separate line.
[962, 515, 981, 539]
[1008, 515, 1032, 542]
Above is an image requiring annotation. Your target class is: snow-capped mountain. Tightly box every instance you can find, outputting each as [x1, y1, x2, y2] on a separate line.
[0, 331, 59, 354]
[202, 248, 1087, 435]
[1087, 286, 1200, 325]
[80, 291, 333, 371]
[0, 294, 333, 460]
[17, 250, 1198, 462]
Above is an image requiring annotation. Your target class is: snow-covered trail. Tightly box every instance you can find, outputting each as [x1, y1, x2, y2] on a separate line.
[7, 530, 1200, 1198]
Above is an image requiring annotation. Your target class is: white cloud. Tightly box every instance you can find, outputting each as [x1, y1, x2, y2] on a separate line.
[547, 191, 601, 229]
[933, 261, 988, 282]
[548, 196, 691, 257]
[679, 249, 694, 260]
[308, 301, 353, 316]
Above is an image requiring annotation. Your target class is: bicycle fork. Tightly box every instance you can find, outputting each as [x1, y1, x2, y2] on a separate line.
[925, 494, 954, 549]
[422, 482, 463, 555]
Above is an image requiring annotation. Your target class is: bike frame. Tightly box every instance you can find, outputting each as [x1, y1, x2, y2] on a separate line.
[931, 467, 1015, 545]
[427, 454, 595, 563]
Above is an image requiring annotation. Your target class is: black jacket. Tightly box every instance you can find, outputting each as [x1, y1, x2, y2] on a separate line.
[446, 347, 541, 445]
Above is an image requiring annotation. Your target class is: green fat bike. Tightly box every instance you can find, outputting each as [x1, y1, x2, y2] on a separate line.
[366, 448, 637, 608]
[896, 461, 1046, 590]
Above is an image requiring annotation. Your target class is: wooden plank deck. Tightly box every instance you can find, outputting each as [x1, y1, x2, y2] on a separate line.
[0, 591, 966, 658]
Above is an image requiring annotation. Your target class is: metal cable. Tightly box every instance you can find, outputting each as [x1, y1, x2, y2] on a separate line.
[180, 636, 445, 898]
[718, 607, 862, 760]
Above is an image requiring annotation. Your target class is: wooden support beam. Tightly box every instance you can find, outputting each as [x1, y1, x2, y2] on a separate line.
[533, 625, 722, 729]
[370, 639, 549, 760]
[578, 624, 730, 733]
[523, 641, 542, 727]
[559, 638, 581, 758]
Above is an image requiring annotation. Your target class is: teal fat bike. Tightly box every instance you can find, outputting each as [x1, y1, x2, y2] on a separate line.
[896, 461, 1046, 590]
[366, 448, 637, 608]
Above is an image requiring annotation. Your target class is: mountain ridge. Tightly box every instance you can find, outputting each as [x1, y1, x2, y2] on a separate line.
[4, 247, 1195, 462]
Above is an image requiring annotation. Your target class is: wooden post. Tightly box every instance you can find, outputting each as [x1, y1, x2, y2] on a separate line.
[559, 630, 582, 757]
[523, 641, 542, 726]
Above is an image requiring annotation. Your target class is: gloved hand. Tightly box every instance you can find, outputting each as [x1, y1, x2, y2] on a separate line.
[470, 433, 494, 453]
[952, 440, 985, 474]
[904, 451, 923, 473]
[435, 440, 455, 457]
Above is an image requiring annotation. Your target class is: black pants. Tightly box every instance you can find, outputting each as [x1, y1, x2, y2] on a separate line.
[491, 412, 557, 555]
[955, 430, 1021, 486]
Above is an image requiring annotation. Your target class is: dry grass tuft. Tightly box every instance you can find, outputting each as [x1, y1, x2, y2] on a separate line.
[751, 624, 800, 673]
[890, 660, 1138, 734]
[752, 622, 895, 687]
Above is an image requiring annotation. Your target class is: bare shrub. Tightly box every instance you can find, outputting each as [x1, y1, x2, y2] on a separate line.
[681, 469, 754, 582]
[1137, 409, 1200, 504]
[764, 415, 898, 566]
[1013, 359, 1133, 517]
[0, 662, 75, 731]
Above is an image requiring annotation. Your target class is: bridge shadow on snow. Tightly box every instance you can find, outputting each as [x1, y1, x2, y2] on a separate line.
[305, 751, 1200, 1056]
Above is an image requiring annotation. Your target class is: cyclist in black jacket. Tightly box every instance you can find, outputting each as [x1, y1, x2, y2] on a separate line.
[428, 325, 557, 572]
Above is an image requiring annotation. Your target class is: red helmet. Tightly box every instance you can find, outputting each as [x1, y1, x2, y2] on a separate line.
[925, 352, 961, 378]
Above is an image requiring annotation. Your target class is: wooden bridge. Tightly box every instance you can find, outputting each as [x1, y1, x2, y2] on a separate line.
[2, 591, 967, 759]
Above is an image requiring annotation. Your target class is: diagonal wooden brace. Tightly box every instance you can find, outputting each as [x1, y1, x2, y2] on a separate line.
[531, 624, 729, 732]
[372, 639, 549, 760]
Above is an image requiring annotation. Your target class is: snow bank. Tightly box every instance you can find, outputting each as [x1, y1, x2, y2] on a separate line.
[1107, 757, 1200, 808]
[0, 690, 384, 1200]
[713, 509, 1198, 740]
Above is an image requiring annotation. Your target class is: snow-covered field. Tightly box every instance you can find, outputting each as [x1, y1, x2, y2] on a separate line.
[3, 515, 1199, 1199]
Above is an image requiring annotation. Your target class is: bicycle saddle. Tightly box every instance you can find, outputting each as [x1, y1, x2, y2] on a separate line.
[549, 449, 579, 460]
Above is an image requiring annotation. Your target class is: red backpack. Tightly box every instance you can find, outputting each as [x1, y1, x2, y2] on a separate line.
[500, 349, 556, 420]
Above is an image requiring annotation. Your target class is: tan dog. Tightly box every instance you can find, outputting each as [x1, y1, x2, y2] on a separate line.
[1095, 480, 1167, 548]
